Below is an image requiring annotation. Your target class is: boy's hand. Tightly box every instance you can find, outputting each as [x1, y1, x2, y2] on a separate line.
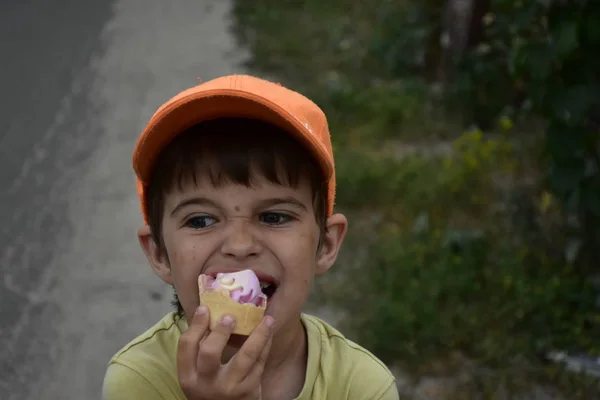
[177, 306, 274, 400]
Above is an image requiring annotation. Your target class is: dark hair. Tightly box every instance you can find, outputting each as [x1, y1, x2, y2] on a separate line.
[144, 118, 329, 314]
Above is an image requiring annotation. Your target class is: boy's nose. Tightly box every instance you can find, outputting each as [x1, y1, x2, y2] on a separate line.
[220, 219, 261, 259]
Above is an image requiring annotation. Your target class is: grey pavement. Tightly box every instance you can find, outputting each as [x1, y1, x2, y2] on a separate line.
[0, 1, 246, 398]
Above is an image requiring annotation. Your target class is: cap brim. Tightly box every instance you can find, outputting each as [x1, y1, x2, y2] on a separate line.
[133, 89, 333, 186]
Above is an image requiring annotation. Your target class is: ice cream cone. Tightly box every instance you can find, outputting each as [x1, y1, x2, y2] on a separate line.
[198, 274, 266, 336]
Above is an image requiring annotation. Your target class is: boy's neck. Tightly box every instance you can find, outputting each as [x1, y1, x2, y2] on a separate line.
[220, 316, 307, 397]
[265, 316, 307, 372]
[262, 317, 308, 399]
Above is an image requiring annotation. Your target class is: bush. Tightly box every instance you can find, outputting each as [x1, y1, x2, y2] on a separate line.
[340, 229, 597, 369]
[450, 0, 600, 274]
[327, 131, 599, 369]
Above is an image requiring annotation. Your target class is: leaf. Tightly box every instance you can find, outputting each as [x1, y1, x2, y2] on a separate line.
[565, 239, 582, 264]
[540, 191, 554, 213]
[412, 213, 429, 235]
[584, 13, 600, 42]
[554, 20, 579, 57]
[550, 85, 595, 125]
[535, 0, 552, 8]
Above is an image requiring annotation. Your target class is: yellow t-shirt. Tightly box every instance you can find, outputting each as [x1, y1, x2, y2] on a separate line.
[102, 312, 399, 400]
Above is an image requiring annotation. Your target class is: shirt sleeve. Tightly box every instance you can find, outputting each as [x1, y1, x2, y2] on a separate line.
[102, 362, 165, 400]
[375, 381, 400, 400]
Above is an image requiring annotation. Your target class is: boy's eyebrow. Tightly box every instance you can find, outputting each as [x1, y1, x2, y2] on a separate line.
[258, 196, 308, 211]
[170, 197, 219, 216]
[169, 196, 308, 216]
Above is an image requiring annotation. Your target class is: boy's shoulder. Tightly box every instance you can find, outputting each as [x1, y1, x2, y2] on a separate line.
[110, 311, 183, 363]
[301, 314, 398, 399]
[103, 312, 185, 399]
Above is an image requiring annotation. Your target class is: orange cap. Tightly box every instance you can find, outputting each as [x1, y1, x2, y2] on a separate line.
[133, 74, 336, 223]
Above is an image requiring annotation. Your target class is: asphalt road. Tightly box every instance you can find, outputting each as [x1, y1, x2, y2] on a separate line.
[0, 1, 245, 398]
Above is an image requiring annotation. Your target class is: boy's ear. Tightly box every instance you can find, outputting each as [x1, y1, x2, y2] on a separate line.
[315, 213, 348, 275]
[138, 225, 173, 285]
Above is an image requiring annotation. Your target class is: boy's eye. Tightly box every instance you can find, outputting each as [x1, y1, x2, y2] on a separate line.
[185, 215, 217, 229]
[260, 212, 292, 226]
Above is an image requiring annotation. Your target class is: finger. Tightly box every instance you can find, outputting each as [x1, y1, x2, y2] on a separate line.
[228, 316, 275, 381]
[177, 306, 210, 381]
[196, 314, 236, 373]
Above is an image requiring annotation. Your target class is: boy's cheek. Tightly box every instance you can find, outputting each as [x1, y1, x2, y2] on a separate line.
[171, 267, 203, 314]
[178, 287, 201, 322]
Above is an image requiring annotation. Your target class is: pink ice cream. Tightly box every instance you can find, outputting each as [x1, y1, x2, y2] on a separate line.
[211, 270, 263, 306]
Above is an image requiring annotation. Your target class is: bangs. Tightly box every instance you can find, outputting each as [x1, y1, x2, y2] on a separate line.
[155, 118, 324, 194]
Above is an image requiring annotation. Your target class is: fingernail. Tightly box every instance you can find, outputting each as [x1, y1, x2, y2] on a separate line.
[222, 315, 234, 326]
[264, 316, 275, 328]
[195, 306, 207, 315]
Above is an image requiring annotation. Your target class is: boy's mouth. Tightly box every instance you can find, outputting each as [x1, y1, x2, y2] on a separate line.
[260, 281, 277, 299]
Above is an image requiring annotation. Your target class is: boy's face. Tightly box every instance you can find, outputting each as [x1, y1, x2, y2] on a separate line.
[138, 170, 347, 336]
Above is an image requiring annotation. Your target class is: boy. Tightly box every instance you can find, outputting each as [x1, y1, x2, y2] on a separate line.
[102, 75, 399, 399]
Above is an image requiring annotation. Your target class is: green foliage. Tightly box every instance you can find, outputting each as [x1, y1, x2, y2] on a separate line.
[335, 130, 513, 216]
[332, 132, 599, 368]
[451, 0, 600, 272]
[341, 228, 598, 368]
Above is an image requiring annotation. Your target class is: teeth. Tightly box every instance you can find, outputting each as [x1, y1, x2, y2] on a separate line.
[260, 282, 271, 289]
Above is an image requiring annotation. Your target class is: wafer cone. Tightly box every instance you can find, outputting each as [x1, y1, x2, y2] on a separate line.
[198, 274, 266, 336]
